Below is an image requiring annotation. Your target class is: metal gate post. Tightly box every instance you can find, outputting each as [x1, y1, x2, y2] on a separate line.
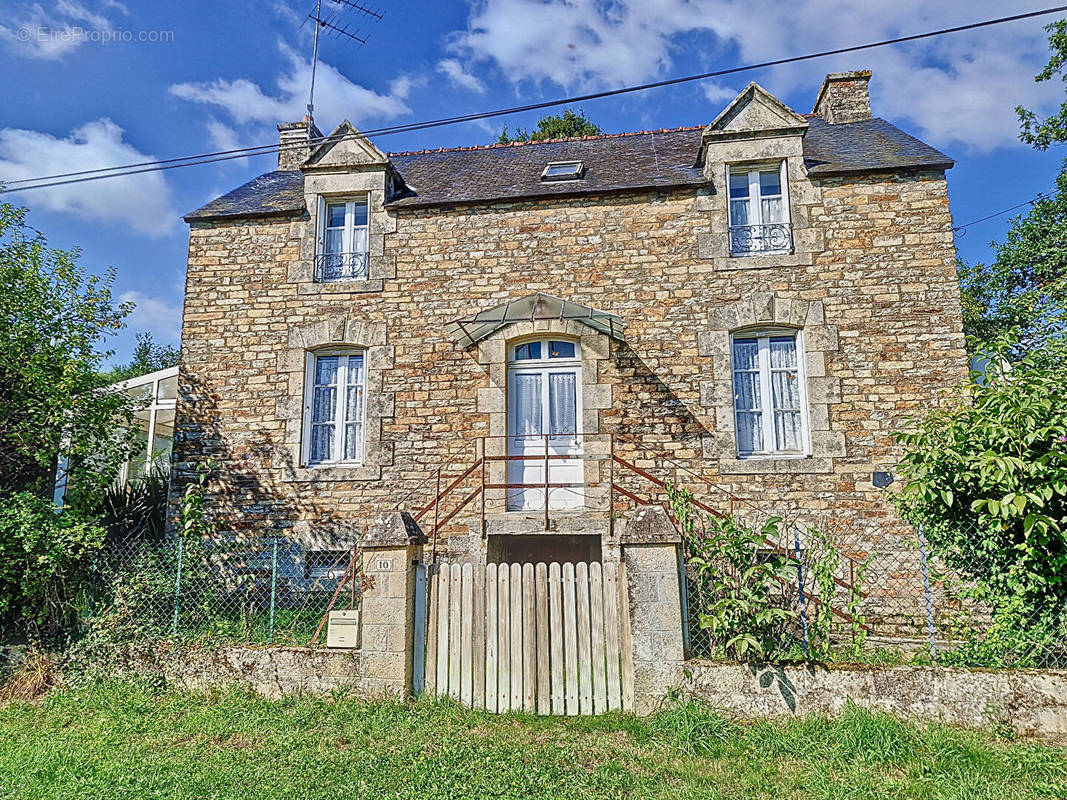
[917, 525, 938, 663]
[268, 538, 279, 644]
[412, 561, 429, 695]
[793, 526, 810, 661]
[171, 536, 184, 638]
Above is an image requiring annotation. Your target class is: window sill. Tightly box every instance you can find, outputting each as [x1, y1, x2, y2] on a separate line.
[719, 456, 834, 475]
[730, 249, 793, 259]
[297, 278, 384, 296]
[283, 464, 382, 482]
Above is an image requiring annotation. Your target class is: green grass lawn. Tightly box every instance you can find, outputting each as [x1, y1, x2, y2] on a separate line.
[1, 682, 1064, 800]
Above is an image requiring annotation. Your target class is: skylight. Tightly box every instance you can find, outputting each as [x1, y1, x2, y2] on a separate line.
[540, 161, 584, 182]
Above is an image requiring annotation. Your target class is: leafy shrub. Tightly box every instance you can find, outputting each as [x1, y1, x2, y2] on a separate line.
[893, 336, 1067, 609]
[893, 334, 1067, 663]
[0, 492, 104, 639]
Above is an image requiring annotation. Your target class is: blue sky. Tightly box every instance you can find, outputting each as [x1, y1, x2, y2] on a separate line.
[2, 0, 1065, 365]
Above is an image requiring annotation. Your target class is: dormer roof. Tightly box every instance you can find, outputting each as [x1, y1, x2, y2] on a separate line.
[703, 82, 809, 140]
[304, 120, 390, 169]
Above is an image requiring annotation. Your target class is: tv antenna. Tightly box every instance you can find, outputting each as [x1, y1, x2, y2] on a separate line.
[306, 0, 385, 130]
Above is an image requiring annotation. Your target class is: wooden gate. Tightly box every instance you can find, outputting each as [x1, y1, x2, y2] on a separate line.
[415, 561, 633, 715]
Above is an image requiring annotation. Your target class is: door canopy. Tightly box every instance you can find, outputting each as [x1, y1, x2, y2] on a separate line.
[445, 292, 626, 348]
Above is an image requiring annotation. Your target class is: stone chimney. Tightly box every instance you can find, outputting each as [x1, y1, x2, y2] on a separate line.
[277, 117, 323, 170]
[813, 70, 872, 124]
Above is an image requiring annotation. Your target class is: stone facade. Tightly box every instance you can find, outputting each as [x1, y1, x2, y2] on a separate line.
[173, 73, 967, 632]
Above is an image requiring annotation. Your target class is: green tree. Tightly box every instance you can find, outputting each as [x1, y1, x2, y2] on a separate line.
[0, 200, 132, 500]
[497, 108, 603, 144]
[100, 331, 180, 384]
[958, 20, 1067, 353]
[958, 169, 1067, 352]
[1017, 20, 1067, 150]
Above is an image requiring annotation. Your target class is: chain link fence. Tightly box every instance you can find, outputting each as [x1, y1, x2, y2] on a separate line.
[84, 537, 358, 646]
[681, 512, 1067, 669]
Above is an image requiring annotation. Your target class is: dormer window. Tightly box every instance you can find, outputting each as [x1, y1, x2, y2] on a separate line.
[317, 197, 369, 281]
[727, 163, 793, 257]
[541, 161, 584, 182]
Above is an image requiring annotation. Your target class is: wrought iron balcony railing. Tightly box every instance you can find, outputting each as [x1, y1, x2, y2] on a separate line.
[729, 222, 794, 256]
[316, 251, 370, 282]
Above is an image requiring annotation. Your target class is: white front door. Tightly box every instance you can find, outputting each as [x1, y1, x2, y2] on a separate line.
[507, 339, 584, 512]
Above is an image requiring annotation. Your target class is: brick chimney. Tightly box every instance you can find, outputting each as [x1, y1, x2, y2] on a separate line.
[276, 117, 323, 170]
[813, 70, 872, 124]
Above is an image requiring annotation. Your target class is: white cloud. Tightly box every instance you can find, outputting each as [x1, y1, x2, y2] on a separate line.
[119, 290, 183, 344]
[169, 43, 413, 131]
[438, 58, 488, 94]
[446, 0, 1063, 152]
[0, 1, 126, 60]
[0, 119, 179, 236]
[204, 118, 250, 165]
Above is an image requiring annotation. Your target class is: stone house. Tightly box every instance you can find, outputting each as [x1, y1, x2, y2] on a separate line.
[175, 70, 966, 623]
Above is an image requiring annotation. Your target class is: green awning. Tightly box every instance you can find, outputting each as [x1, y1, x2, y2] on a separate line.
[445, 292, 626, 348]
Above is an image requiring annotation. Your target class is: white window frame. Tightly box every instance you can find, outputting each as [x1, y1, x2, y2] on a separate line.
[540, 161, 584, 182]
[730, 328, 810, 459]
[507, 336, 584, 442]
[301, 349, 367, 467]
[726, 161, 791, 255]
[508, 337, 582, 364]
[316, 196, 370, 282]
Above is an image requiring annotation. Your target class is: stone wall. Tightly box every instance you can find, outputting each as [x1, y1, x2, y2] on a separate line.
[107, 646, 1067, 740]
[680, 660, 1067, 741]
[155, 645, 367, 699]
[175, 163, 966, 626]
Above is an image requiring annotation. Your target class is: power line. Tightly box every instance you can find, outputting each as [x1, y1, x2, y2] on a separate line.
[953, 192, 1048, 235]
[4, 4, 1067, 195]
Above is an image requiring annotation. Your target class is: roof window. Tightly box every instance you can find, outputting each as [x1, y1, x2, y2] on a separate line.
[540, 161, 584, 182]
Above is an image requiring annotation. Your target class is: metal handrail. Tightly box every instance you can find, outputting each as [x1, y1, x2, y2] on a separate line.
[396, 432, 869, 622]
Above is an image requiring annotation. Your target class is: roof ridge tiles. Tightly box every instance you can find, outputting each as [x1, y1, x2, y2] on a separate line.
[386, 125, 705, 157]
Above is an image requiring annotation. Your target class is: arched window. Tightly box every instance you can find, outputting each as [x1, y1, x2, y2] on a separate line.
[302, 349, 367, 466]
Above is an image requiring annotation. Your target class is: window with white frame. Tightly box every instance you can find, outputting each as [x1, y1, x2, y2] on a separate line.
[731, 331, 808, 457]
[317, 197, 370, 281]
[302, 350, 366, 466]
[727, 163, 792, 256]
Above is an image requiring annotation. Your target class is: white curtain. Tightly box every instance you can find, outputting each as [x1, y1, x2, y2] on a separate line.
[351, 224, 368, 255]
[325, 227, 344, 255]
[343, 355, 365, 462]
[512, 373, 542, 437]
[728, 171, 750, 226]
[769, 337, 801, 451]
[548, 372, 577, 436]
[759, 169, 785, 224]
[310, 356, 338, 463]
[761, 196, 785, 224]
[732, 339, 762, 453]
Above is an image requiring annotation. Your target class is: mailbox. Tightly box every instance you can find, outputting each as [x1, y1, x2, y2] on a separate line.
[326, 609, 360, 649]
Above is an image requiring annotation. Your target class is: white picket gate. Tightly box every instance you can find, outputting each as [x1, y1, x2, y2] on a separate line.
[414, 561, 633, 715]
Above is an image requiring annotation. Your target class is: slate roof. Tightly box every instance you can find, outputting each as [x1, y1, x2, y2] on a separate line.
[184, 117, 952, 221]
[803, 117, 953, 176]
[185, 170, 305, 222]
